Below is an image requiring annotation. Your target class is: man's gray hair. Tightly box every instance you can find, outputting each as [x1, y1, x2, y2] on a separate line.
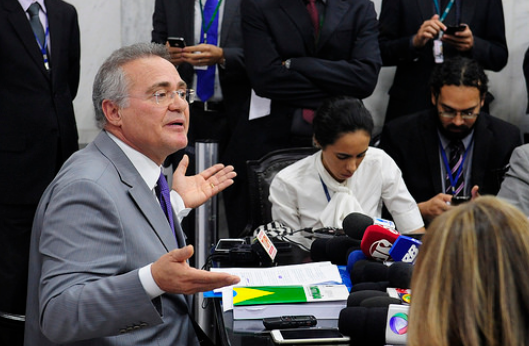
[92, 42, 171, 129]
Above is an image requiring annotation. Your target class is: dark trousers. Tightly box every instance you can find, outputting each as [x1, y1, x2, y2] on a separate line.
[0, 203, 37, 346]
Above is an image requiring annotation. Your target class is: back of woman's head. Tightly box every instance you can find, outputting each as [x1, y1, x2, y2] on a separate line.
[313, 96, 374, 148]
[408, 196, 529, 346]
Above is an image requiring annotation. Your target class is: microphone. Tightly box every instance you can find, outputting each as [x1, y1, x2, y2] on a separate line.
[339, 304, 409, 345]
[389, 235, 422, 263]
[350, 281, 390, 292]
[310, 238, 330, 262]
[360, 225, 400, 261]
[347, 290, 388, 307]
[350, 260, 390, 284]
[346, 249, 367, 273]
[310, 236, 361, 265]
[325, 236, 361, 265]
[361, 296, 403, 308]
[387, 262, 413, 290]
[342, 212, 374, 240]
[350, 261, 413, 289]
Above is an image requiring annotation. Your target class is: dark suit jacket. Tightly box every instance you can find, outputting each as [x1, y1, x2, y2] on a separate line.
[24, 131, 198, 346]
[152, 0, 251, 128]
[238, 0, 382, 160]
[379, 109, 521, 209]
[379, 0, 508, 121]
[0, 0, 80, 205]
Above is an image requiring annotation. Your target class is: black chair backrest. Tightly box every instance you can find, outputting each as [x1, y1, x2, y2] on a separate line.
[242, 147, 317, 236]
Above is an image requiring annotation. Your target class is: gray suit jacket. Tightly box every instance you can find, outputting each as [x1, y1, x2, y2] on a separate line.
[498, 144, 529, 216]
[24, 131, 199, 346]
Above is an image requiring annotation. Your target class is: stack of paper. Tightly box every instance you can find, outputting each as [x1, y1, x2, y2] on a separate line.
[211, 262, 348, 320]
[232, 284, 349, 320]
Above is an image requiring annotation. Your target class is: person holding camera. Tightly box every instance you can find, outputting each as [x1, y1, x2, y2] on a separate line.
[378, 0, 508, 123]
[379, 57, 521, 225]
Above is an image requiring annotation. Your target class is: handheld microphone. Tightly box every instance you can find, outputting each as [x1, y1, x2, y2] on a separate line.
[325, 236, 361, 265]
[310, 236, 361, 264]
[339, 304, 408, 345]
[310, 238, 330, 262]
[350, 261, 413, 289]
[361, 296, 403, 308]
[350, 281, 390, 292]
[347, 290, 388, 307]
[389, 235, 422, 263]
[342, 212, 374, 240]
[387, 262, 413, 289]
[350, 260, 390, 284]
[360, 225, 400, 261]
[346, 249, 367, 273]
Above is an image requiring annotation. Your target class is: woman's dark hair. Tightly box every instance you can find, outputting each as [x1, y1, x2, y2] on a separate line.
[313, 96, 374, 148]
[430, 56, 488, 100]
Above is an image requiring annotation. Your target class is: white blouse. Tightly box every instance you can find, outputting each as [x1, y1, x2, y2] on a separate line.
[269, 148, 424, 234]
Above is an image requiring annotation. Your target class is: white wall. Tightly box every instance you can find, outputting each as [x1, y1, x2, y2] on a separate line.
[69, 0, 529, 144]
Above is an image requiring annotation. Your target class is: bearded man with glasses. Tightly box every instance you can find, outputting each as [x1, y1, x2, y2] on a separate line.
[379, 56, 521, 225]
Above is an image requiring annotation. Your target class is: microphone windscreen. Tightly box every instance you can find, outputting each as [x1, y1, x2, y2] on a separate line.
[346, 250, 367, 273]
[350, 260, 390, 284]
[350, 281, 390, 292]
[389, 235, 422, 263]
[347, 290, 388, 307]
[360, 296, 402, 308]
[310, 238, 330, 262]
[388, 262, 414, 289]
[360, 225, 400, 261]
[339, 307, 387, 345]
[324, 235, 361, 265]
[342, 212, 374, 240]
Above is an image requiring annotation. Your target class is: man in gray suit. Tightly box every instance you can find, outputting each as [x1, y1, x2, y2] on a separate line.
[498, 144, 529, 216]
[24, 42, 240, 346]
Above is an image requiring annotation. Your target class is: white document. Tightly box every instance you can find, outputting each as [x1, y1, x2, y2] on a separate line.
[211, 261, 343, 311]
[249, 89, 271, 120]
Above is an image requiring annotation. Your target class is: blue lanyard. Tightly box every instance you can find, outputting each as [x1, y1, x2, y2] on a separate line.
[439, 136, 473, 194]
[433, 0, 456, 22]
[34, 26, 50, 71]
[319, 176, 331, 202]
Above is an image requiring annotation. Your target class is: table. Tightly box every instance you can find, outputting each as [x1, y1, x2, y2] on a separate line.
[209, 242, 351, 345]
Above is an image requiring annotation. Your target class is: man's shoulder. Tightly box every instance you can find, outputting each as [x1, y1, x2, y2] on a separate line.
[479, 112, 520, 137]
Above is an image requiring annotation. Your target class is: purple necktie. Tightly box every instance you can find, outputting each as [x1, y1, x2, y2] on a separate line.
[306, 0, 320, 39]
[445, 140, 465, 195]
[155, 171, 177, 243]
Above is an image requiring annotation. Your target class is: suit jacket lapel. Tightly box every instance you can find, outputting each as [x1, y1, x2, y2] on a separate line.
[317, 0, 350, 51]
[417, 0, 433, 23]
[279, 0, 315, 53]
[470, 115, 492, 187]
[220, 0, 240, 45]
[460, 0, 476, 24]
[5, 0, 49, 77]
[423, 112, 444, 193]
[46, 0, 61, 74]
[94, 132, 179, 252]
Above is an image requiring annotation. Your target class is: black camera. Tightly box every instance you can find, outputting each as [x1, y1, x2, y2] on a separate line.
[451, 195, 470, 206]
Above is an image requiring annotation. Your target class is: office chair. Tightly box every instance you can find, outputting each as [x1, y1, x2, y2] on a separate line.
[242, 147, 317, 236]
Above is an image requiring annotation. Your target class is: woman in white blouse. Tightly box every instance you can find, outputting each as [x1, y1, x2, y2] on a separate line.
[269, 96, 425, 234]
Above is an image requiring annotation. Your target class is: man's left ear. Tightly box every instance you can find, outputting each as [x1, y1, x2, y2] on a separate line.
[102, 99, 121, 125]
